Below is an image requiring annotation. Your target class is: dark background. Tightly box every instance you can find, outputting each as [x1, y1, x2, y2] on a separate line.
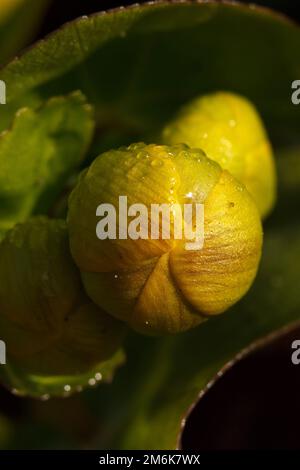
[37, 0, 299, 40]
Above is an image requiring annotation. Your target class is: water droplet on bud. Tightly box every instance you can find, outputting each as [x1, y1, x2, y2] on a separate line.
[151, 159, 163, 167]
[40, 394, 50, 401]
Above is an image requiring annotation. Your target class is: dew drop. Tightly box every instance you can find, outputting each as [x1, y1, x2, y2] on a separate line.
[136, 150, 149, 160]
[150, 159, 163, 167]
[64, 384, 71, 393]
[12, 388, 25, 397]
[40, 394, 50, 401]
[129, 142, 145, 151]
[88, 378, 96, 386]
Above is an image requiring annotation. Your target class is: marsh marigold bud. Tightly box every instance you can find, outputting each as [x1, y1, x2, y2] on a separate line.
[162, 92, 276, 218]
[0, 217, 125, 375]
[68, 143, 263, 336]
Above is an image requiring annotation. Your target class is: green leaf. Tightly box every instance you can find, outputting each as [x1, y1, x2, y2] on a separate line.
[0, 1, 299, 147]
[0, 349, 125, 399]
[0, 0, 50, 66]
[0, 90, 94, 230]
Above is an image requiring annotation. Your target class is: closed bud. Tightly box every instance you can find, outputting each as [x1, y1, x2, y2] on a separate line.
[68, 143, 263, 335]
[162, 92, 276, 218]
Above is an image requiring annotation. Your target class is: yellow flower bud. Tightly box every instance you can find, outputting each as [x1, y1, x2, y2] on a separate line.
[162, 92, 276, 218]
[68, 143, 263, 336]
[0, 217, 125, 375]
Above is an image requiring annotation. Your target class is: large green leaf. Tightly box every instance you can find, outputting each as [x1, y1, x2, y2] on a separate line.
[0, 0, 299, 448]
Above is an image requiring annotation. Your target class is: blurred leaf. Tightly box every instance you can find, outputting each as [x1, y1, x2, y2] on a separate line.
[0, 0, 50, 66]
[0, 413, 12, 448]
[0, 0, 23, 22]
[0, 90, 94, 231]
[276, 146, 300, 193]
[0, 349, 125, 399]
[267, 146, 300, 228]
